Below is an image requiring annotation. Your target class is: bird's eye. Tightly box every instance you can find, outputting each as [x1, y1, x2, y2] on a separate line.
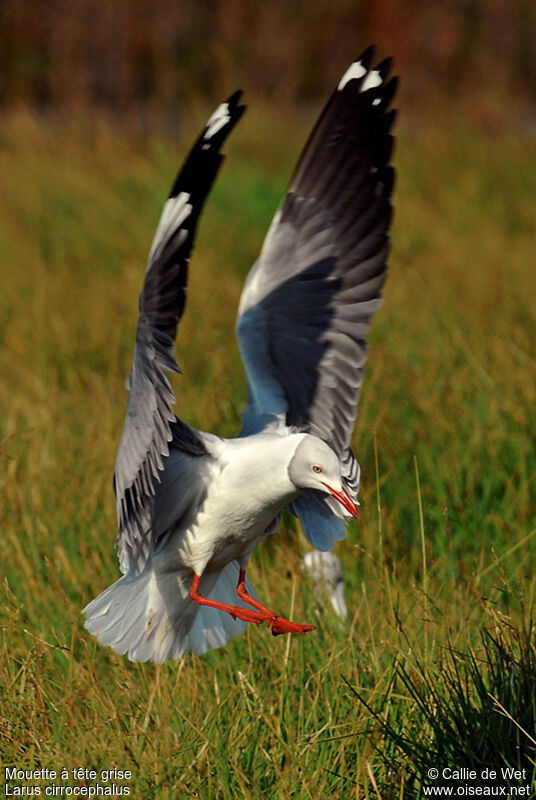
[312, 465, 323, 474]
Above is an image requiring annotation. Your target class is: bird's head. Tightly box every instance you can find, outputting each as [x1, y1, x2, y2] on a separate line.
[288, 435, 359, 518]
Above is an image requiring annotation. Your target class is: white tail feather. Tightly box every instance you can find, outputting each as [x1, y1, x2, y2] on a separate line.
[83, 561, 257, 663]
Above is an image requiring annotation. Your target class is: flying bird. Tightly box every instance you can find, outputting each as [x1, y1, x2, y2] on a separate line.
[84, 47, 397, 663]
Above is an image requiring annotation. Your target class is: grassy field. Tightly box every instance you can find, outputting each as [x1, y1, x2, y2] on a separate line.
[0, 103, 535, 798]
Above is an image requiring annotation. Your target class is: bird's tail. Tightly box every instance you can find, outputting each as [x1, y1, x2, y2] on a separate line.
[83, 561, 256, 663]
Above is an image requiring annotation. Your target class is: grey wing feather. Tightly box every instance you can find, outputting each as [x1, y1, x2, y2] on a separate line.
[115, 93, 245, 574]
[236, 48, 396, 547]
[237, 50, 396, 451]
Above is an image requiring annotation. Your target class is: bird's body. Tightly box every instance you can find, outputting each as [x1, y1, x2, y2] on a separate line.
[85, 431, 347, 661]
[156, 432, 303, 577]
[84, 47, 397, 662]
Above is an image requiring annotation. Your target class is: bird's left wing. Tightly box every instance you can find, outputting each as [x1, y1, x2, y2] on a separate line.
[237, 50, 396, 457]
[115, 93, 245, 574]
[236, 50, 396, 548]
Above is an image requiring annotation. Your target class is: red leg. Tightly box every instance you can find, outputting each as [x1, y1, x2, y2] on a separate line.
[236, 570, 277, 615]
[236, 570, 316, 637]
[189, 573, 268, 624]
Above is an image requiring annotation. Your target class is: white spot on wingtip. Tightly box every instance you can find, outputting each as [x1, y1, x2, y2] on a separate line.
[338, 62, 383, 96]
[338, 60, 366, 91]
[205, 102, 230, 139]
[372, 97, 381, 106]
[361, 69, 382, 92]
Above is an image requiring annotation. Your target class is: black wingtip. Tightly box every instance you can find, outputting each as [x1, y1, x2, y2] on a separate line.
[226, 89, 243, 106]
[356, 45, 376, 70]
[376, 57, 393, 79]
[166, 90, 246, 199]
[200, 91, 246, 148]
[224, 89, 247, 117]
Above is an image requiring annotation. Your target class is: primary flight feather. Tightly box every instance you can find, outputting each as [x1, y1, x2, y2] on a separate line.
[84, 47, 397, 663]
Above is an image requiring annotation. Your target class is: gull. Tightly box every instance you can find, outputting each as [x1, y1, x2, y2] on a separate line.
[84, 46, 397, 663]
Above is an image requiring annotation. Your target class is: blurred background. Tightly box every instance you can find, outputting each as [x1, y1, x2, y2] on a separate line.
[0, 0, 534, 121]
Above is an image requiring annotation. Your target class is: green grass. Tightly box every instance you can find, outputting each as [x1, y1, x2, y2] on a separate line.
[0, 104, 535, 798]
[349, 616, 536, 794]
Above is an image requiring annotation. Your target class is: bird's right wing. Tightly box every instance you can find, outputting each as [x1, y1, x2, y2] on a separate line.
[115, 93, 245, 575]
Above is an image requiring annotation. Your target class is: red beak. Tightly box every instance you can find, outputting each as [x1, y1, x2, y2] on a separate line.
[321, 482, 359, 518]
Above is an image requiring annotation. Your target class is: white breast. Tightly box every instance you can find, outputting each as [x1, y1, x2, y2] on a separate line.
[159, 433, 303, 576]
